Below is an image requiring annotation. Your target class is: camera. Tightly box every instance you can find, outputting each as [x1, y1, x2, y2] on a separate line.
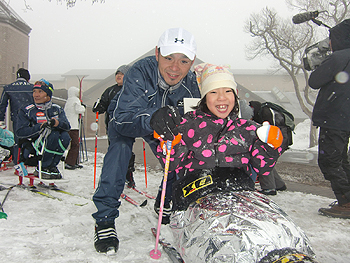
[303, 37, 332, 71]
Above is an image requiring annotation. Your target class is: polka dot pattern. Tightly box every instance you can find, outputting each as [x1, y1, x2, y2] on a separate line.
[155, 110, 281, 178]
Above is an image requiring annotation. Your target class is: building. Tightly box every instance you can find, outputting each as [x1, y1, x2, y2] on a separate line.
[0, 1, 31, 86]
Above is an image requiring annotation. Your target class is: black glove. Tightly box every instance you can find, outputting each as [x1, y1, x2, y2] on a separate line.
[92, 101, 100, 113]
[41, 119, 55, 129]
[150, 106, 182, 141]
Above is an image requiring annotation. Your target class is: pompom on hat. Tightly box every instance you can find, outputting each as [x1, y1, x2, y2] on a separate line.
[33, 78, 54, 98]
[194, 63, 238, 98]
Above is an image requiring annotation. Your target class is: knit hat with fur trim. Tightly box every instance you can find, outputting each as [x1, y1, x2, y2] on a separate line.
[194, 63, 237, 98]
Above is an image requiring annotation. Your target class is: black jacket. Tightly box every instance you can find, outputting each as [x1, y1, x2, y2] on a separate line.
[309, 19, 350, 131]
[93, 84, 122, 130]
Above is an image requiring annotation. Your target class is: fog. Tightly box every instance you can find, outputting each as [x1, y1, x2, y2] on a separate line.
[10, 0, 295, 74]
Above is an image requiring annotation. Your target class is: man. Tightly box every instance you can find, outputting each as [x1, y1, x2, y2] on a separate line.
[92, 65, 136, 187]
[249, 100, 288, 195]
[309, 19, 350, 219]
[0, 68, 34, 164]
[92, 27, 200, 254]
[92, 65, 130, 132]
[16, 79, 71, 179]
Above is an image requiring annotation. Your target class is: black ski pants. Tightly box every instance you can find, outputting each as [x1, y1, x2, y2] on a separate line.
[318, 127, 350, 205]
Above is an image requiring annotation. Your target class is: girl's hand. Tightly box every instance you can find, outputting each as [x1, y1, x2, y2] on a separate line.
[257, 122, 283, 149]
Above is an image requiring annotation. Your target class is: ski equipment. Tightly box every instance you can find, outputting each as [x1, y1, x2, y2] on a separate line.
[94, 111, 99, 189]
[143, 139, 148, 188]
[0, 185, 15, 219]
[120, 193, 147, 207]
[126, 185, 156, 200]
[151, 227, 184, 263]
[150, 138, 173, 259]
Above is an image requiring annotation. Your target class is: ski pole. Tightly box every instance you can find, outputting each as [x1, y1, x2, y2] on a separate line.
[150, 140, 172, 259]
[0, 185, 15, 219]
[93, 112, 99, 189]
[78, 116, 83, 163]
[143, 140, 148, 188]
[150, 132, 181, 260]
[81, 116, 88, 162]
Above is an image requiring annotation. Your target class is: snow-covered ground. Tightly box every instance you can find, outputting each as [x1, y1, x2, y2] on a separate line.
[1, 120, 350, 263]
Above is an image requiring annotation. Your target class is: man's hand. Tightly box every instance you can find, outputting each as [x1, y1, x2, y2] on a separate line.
[150, 106, 182, 141]
[40, 119, 57, 129]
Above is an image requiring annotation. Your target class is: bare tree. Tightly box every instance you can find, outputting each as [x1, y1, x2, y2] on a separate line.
[55, 0, 105, 8]
[245, 1, 350, 148]
[4, 0, 105, 9]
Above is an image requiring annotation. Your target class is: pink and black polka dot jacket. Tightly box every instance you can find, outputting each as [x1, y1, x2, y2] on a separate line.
[155, 110, 282, 179]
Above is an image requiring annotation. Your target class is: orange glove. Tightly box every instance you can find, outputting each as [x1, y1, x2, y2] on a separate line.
[154, 131, 182, 151]
[256, 122, 283, 149]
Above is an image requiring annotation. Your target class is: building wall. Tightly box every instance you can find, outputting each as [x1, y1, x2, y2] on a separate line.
[0, 22, 29, 86]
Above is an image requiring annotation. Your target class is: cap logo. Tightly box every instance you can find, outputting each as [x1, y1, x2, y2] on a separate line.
[174, 38, 184, 44]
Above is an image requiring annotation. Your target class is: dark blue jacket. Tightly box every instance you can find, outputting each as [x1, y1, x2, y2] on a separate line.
[108, 56, 200, 138]
[0, 78, 34, 123]
[16, 102, 71, 140]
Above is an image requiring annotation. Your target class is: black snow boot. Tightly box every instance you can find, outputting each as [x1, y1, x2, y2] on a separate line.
[125, 170, 136, 188]
[94, 221, 119, 254]
[154, 200, 171, 225]
[258, 189, 277, 195]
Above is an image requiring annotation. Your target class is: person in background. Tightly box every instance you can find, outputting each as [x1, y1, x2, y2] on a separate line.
[309, 19, 350, 219]
[64, 86, 86, 170]
[92, 65, 130, 133]
[249, 100, 287, 195]
[0, 128, 15, 164]
[92, 27, 200, 254]
[16, 79, 71, 179]
[0, 68, 34, 164]
[92, 65, 136, 187]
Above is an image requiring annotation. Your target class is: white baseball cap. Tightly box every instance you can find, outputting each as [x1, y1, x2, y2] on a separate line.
[157, 28, 197, 60]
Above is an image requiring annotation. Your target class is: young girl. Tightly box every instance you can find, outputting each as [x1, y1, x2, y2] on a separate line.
[155, 63, 316, 263]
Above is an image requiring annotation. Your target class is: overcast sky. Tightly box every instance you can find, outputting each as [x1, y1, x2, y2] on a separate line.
[9, 0, 297, 75]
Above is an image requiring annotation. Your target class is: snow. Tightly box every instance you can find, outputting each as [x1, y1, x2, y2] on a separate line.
[1, 121, 350, 263]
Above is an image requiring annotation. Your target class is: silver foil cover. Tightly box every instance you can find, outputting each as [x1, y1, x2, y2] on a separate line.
[170, 191, 315, 263]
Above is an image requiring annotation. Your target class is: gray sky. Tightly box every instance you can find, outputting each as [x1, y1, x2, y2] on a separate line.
[10, 0, 296, 75]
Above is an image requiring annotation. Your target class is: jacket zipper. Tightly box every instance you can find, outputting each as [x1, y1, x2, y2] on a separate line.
[214, 116, 230, 166]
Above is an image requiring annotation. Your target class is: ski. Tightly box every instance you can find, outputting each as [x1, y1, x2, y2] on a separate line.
[35, 183, 89, 206]
[121, 193, 147, 207]
[0, 182, 87, 206]
[127, 185, 156, 200]
[19, 184, 63, 201]
[37, 183, 84, 197]
[151, 227, 184, 263]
